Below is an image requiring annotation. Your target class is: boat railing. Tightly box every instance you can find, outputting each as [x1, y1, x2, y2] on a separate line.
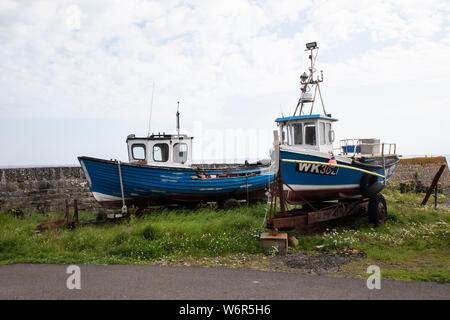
[339, 139, 397, 157]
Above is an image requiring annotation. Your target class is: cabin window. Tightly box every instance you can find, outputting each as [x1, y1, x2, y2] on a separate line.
[173, 143, 188, 163]
[132, 144, 146, 160]
[282, 126, 291, 145]
[292, 123, 303, 144]
[304, 122, 316, 145]
[320, 122, 326, 145]
[326, 123, 332, 144]
[153, 143, 169, 162]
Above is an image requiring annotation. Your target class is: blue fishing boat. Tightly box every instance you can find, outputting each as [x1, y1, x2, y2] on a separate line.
[262, 42, 400, 232]
[79, 131, 274, 211]
[272, 41, 399, 206]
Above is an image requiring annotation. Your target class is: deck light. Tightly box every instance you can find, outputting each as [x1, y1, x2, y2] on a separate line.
[306, 42, 317, 49]
[300, 72, 308, 82]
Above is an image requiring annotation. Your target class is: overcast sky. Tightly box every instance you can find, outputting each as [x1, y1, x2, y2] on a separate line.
[1, 0, 449, 166]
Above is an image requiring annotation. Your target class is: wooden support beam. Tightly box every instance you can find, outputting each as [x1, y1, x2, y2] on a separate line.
[293, 97, 302, 117]
[422, 165, 446, 206]
[309, 84, 318, 115]
[317, 83, 326, 115]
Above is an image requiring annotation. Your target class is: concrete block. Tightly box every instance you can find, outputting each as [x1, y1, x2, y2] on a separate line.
[260, 232, 288, 255]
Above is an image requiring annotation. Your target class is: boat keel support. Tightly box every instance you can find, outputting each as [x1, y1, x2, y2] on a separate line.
[266, 200, 368, 231]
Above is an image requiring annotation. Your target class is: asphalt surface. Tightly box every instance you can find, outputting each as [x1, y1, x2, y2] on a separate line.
[0, 264, 448, 300]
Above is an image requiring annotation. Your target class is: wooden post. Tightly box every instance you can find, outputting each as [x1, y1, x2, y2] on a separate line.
[269, 187, 275, 220]
[277, 161, 286, 215]
[74, 199, 79, 224]
[422, 165, 446, 206]
[277, 153, 287, 215]
[434, 184, 438, 209]
[273, 130, 286, 215]
[65, 199, 69, 223]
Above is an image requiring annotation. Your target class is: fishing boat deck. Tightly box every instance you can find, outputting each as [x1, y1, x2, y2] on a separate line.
[192, 160, 271, 170]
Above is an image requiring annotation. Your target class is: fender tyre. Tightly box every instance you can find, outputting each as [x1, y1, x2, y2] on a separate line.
[220, 198, 240, 210]
[360, 174, 385, 197]
[368, 193, 387, 226]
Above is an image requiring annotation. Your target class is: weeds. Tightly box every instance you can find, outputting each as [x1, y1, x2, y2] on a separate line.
[0, 204, 267, 264]
[0, 190, 448, 283]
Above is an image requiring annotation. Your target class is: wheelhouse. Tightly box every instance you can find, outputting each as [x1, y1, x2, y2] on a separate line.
[275, 114, 337, 154]
[126, 133, 193, 167]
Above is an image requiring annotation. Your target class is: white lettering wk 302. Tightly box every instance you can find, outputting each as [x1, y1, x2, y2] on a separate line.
[296, 162, 339, 176]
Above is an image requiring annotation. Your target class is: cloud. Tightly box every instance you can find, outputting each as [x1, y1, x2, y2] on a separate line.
[0, 0, 449, 160]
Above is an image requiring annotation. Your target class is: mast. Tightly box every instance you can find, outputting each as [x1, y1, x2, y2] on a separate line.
[147, 81, 155, 137]
[176, 101, 180, 136]
[292, 42, 326, 117]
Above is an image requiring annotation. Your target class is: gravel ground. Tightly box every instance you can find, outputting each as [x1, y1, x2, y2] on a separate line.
[274, 250, 367, 275]
[149, 249, 368, 277]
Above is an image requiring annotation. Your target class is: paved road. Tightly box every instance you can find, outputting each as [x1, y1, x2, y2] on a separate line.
[0, 264, 448, 300]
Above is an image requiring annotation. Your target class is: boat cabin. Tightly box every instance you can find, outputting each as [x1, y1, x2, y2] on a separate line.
[126, 133, 193, 167]
[275, 114, 337, 154]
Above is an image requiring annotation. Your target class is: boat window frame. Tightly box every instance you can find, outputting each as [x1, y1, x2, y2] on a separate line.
[326, 123, 332, 144]
[319, 121, 326, 145]
[304, 122, 317, 146]
[173, 142, 188, 164]
[153, 143, 169, 162]
[131, 143, 147, 160]
[281, 125, 292, 145]
[292, 123, 303, 145]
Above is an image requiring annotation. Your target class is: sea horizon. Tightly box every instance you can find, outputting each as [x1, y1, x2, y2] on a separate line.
[0, 154, 449, 169]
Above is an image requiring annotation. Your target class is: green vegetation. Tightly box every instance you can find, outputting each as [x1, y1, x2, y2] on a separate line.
[0, 188, 449, 283]
[322, 189, 450, 283]
[0, 205, 265, 264]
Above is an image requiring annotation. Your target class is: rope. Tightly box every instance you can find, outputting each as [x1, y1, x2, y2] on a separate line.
[281, 159, 385, 179]
[117, 160, 127, 214]
[246, 174, 249, 203]
[261, 170, 272, 228]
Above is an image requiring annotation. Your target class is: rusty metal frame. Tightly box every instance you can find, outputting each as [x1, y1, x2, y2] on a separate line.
[36, 199, 130, 232]
[36, 199, 79, 232]
[267, 199, 368, 230]
[266, 143, 369, 231]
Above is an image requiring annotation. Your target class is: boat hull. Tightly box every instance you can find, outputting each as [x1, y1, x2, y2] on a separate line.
[280, 149, 398, 204]
[78, 156, 275, 208]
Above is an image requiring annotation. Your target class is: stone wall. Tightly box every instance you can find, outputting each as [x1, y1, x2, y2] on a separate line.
[0, 166, 100, 216]
[0, 157, 448, 216]
[388, 156, 449, 190]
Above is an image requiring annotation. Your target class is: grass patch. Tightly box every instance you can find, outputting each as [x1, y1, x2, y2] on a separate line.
[0, 189, 448, 283]
[0, 204, 267, 265]
[285, 188, 449, 283]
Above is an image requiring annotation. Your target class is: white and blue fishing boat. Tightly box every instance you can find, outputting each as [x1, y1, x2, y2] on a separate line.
[78, 110, 274, 211]
[272, 42, 399, 206]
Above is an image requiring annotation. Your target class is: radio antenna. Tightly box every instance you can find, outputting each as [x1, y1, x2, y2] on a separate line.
[147, 81, 155, 136]
[176, 101, 180, 136]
